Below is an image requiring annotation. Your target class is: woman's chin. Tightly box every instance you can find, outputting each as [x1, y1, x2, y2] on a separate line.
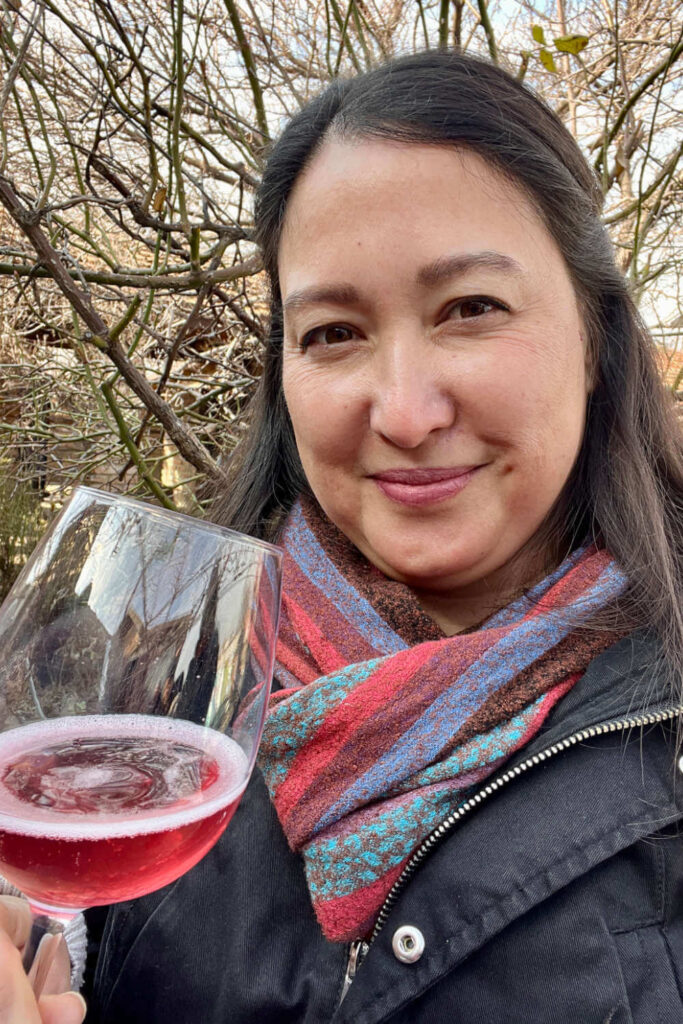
[358, 540, 493, 592]
[353, 517, 544, 595]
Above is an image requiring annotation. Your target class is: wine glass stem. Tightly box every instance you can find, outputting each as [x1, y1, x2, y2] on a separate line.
[22, 913, 66, 997]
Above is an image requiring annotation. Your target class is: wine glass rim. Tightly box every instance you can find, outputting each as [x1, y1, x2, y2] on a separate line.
[71, 485, 282, 561]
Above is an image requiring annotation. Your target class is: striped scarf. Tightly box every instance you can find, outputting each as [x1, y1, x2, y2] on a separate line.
[258, 498, 626, 942]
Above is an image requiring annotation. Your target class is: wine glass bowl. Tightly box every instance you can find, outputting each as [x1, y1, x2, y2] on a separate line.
[0, 487, 282, 926]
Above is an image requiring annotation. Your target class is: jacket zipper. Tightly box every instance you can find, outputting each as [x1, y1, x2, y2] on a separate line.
[340, 939, 369, 1004]
[339, 704, 681, 1003]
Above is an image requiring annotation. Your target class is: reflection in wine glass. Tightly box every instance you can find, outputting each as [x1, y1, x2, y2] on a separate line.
[0, 486, 282, 992]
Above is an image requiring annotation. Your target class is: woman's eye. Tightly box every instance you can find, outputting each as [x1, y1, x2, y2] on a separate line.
[301, 324, 356, 348]
[446, 297, 507, 320]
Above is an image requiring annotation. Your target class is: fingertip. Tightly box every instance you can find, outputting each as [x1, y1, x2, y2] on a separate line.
[64, 991, 88, 1022]
[39, 990, 87, 1024]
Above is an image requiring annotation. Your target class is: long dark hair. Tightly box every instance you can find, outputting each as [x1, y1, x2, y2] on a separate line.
[214, 50, 683, 693]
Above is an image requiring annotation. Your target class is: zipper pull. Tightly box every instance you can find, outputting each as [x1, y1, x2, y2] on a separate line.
[339, 940, 369, 1004]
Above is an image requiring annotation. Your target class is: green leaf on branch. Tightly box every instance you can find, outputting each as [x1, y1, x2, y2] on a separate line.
[554, 34, 589, 55]
[531, 25, 545, 44]
[539, 48, 557, 73]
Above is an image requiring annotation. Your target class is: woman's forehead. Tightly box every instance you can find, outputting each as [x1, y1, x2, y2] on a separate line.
[277, 138, 565, 299]
[283, 136, 523, 216]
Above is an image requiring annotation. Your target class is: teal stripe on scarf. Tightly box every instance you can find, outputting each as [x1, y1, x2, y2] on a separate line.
[265, 657, 384, 789]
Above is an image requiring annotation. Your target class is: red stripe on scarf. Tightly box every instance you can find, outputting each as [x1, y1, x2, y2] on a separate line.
[535, 547, 611, 613]
[314, 860, 407, 942]
[274, 642, 433, 827]
[282, 593, 348, 676]
[275, 635, 321, 687]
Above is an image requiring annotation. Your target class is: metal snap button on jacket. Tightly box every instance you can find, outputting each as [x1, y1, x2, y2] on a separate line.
[392, 925, 425, 963]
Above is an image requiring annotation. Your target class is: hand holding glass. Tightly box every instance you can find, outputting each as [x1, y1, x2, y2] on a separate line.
[0, 488, 281, 989]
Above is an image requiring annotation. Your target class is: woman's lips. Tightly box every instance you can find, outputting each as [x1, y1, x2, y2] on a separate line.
[370, 466, 481, 506]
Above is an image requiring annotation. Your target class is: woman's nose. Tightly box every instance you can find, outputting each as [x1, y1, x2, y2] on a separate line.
[368, 340, 456, 448]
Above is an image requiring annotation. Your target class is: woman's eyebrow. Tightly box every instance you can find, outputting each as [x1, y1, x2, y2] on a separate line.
[283, 284, 360, 315]
[282, 252, 524, 314]
[417, 251, 525, 286]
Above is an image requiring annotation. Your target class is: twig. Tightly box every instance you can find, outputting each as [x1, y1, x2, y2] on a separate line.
[0, 255, 262, 290]
[101, 380, 177, 509]
[476, 0, 498, 63]
[595, 34, 683, 174]
[0, 1, 41, 120]
[221, 0, 269, 145]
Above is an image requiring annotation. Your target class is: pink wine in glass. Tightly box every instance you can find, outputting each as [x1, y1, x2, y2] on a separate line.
[0, 715, 248, 916]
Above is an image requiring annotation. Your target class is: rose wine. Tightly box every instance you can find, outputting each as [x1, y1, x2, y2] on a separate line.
[0, 716, 248, 915]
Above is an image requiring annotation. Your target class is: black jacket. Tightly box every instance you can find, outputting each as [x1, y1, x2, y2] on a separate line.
[86, 633, 683, 1023]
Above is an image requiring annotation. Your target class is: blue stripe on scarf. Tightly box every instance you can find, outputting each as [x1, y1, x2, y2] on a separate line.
[483, 543, 590, 629]
[285, 503, 406, 656]
[394, 698, 541, 791]
[316, 562, 625, 827]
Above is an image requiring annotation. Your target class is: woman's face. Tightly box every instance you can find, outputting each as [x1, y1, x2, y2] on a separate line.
[279, 139, 590, 621]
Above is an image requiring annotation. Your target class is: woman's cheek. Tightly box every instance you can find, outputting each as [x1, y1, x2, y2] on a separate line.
[286, 363, 362, 443]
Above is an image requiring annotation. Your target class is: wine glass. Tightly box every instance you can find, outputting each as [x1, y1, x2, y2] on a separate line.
[0, 486, 281, 993]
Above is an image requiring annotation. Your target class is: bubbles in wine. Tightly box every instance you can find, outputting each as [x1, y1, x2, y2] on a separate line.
[4, 736, 218, 814]
[0, 716, 247, 840]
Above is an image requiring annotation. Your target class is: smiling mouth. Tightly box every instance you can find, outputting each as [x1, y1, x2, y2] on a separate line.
[370, 466, 482, 506]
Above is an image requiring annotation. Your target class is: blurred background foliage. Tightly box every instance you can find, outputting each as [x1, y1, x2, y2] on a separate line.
[0, 0, 681, 595]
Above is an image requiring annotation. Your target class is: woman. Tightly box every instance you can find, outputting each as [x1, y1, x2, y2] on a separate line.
[2, 49, 682, 1024]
